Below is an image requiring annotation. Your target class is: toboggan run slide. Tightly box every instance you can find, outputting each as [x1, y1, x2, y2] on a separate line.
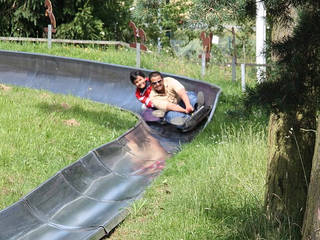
[0, 50, 221, 240]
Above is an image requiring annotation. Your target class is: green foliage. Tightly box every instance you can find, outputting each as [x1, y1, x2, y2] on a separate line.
[131, 0, 159, 43]
[0, 0, 45, 37]
[190, 0, 255, 28]
[179, 0, 256, 64]
[172, 38, 202, 60]
[161, 0, 193, 31]
[264, 0, 320, 26]
[132, 0, 193, 46]
[245, 7, 320, 113]
[243, 2, 320, 236]
[0, 0, 133, 40]
[89, 0, 134, 41]
[56, 0, 134, 41]
[56, 4, 104, 40]
[57, 0, 134, 41]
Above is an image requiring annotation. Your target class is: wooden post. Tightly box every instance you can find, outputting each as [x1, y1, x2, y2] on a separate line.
[199, 31, 213, 78]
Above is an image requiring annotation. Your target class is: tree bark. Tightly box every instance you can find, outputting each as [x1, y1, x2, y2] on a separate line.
[302, 119, 320, 240]
[265, 109, 316, 234]
[270, 7, 298, 61]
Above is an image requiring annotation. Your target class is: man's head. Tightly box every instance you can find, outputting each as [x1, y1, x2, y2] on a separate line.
[130, 70, 147, 89]
[149, 71, 165, 93]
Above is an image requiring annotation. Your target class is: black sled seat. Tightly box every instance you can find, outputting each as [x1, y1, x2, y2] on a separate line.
[0, 50, 221, 240]
[181, 105, 212, 132]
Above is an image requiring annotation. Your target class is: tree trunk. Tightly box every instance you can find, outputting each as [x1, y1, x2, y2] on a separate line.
[270, 7, 298, 61]
[302, 119, 320, 240]
[265, 109, 316, 234]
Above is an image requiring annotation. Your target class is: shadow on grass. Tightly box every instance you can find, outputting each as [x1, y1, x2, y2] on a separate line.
[203, 201, 297, 240]
[192, 91, 300, 239]
[36, 102, 138, 132]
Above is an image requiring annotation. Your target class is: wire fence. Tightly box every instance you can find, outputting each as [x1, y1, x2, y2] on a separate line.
[0, 33, 265, 91]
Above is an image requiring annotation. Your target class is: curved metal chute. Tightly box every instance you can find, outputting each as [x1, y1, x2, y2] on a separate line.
[0, 50, 221, 240]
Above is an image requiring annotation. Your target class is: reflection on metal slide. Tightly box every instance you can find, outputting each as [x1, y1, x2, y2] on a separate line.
[0, 50, 221, 240]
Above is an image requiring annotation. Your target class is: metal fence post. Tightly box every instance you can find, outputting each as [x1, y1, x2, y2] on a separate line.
[136, 43, 141, 68]
[241, 63, 246, 92]
[201, 51, 206, 79]
[256, 0, 266, 83]
[47, 24, 52, 49]
[232, 56, 236, 82]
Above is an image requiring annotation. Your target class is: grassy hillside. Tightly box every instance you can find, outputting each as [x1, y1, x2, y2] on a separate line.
[0, 42, 291, 239]
[0, 84, 137, 210]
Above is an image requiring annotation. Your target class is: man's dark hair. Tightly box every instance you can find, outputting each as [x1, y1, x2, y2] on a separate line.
[130, 70, 146, 84]
[149, 71, 163, 80]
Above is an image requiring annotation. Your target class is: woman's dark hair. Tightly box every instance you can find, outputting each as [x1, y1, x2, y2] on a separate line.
[149, 71, 163, 80]
[130, 70, 146, 84]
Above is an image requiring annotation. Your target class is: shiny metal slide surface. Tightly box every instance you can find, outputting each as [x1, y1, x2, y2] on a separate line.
[0, 50, 221, 240]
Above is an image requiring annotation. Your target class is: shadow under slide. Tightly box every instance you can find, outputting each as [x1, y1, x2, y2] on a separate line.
[0, 50, 221, 240]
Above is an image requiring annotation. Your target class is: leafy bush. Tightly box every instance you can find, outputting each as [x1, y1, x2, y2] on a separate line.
[56, 5, 104, 40]
[132, 0, 193, 46]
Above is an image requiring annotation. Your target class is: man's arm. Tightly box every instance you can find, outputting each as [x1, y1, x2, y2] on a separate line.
[166, 102, 188, 113]
[177, 88, 193, 113]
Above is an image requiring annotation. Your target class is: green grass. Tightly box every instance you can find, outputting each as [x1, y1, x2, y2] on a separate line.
[0, 85, 136, 210]
[0, 42, 293, 239]
[107, 82, 274, 239]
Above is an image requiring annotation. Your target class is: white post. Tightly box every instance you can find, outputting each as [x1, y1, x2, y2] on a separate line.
[241, 64, 246, 92]
[136, 43, 141, 68]
[48, 24, 52, 49]
[256, 0, 266, 83]
[157, 35, 161, 53]
[201, 52, 206, 79]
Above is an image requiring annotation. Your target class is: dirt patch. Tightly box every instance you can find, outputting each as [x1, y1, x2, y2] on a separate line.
[63, 118, 80, 126]
[0, 186, 10, 195]
[0, 84, 12, 91]
[40, 93, 51, 99]
[60, 102, 71, 110]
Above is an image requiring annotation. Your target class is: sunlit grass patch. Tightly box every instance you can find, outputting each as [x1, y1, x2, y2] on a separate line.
[0, 84, 137, 210]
